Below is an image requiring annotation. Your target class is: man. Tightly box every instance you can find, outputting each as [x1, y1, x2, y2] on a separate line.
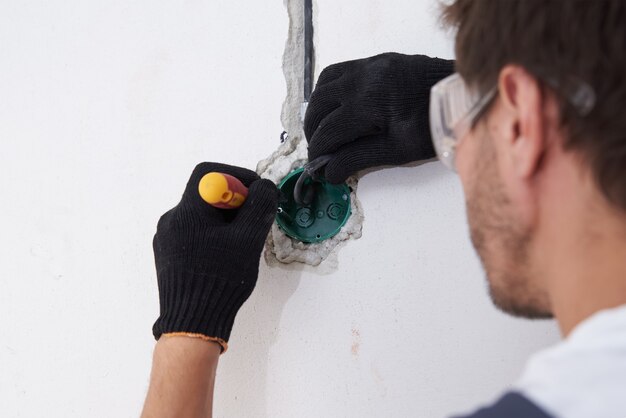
[141, 1, 626, 417]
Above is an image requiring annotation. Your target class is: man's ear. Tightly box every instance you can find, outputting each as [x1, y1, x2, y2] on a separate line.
[497, 65, 547, 180]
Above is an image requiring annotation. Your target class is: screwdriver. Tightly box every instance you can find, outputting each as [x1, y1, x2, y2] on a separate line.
[198, 172, 248, 209]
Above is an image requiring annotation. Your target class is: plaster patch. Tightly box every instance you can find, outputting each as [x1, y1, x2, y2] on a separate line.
[257, 0, 364, 266]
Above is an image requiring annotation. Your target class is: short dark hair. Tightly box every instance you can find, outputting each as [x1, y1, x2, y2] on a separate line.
[442, 0, 626, 211]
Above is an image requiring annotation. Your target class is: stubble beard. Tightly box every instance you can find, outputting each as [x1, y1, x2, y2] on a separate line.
[466, 130, 552, 319]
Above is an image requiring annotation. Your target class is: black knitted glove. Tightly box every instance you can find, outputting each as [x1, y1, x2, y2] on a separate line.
[152, 162, 279, 352]
[304, 53, 454, 183]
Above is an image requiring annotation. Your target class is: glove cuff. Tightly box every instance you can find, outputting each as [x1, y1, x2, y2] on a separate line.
[412, 57, 455, 160]
[424, 57, 455, 88]
[152, 263, 256, 353]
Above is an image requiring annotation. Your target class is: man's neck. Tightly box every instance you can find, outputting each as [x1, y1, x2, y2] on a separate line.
[545, 203, 626, 336]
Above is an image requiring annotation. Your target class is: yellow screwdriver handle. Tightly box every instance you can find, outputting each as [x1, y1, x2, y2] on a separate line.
[198, 172, 248, 209]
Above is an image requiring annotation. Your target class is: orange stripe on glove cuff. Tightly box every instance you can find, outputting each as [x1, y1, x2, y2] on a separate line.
[162, 332, 229, 353]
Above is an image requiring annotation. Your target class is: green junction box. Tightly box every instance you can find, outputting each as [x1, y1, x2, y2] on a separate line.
[275, 168, 352, 244]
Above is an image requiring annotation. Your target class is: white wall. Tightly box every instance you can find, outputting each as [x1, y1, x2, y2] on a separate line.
[0, 1, 559, 417]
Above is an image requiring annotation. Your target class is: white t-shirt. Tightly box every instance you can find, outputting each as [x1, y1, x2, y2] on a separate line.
[514, 304, 626, 418]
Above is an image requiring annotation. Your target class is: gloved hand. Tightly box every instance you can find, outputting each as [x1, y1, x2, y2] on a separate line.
[152, 162, 279, 353]
[304, 53, 454, 183]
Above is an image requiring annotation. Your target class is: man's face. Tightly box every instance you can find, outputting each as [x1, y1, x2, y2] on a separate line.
[456, 108, 552, 319]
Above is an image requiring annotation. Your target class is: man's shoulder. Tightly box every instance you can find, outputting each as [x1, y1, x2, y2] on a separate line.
[456, 305, 626, 418]
[452, 392, 553, 418]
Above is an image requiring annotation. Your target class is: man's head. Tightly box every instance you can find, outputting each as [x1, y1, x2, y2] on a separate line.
[440, 0, 626, 319]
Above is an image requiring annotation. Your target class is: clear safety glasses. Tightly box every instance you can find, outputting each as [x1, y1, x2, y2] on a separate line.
[429, 72, 596, 171]
[429, 73, 496, 170]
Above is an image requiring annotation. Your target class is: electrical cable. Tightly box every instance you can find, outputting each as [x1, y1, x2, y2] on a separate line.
[293, 154, 333, 206]
[292, 0, 322, 207]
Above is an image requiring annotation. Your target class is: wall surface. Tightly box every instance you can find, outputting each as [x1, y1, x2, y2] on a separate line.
[0, 1, 560, 417]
